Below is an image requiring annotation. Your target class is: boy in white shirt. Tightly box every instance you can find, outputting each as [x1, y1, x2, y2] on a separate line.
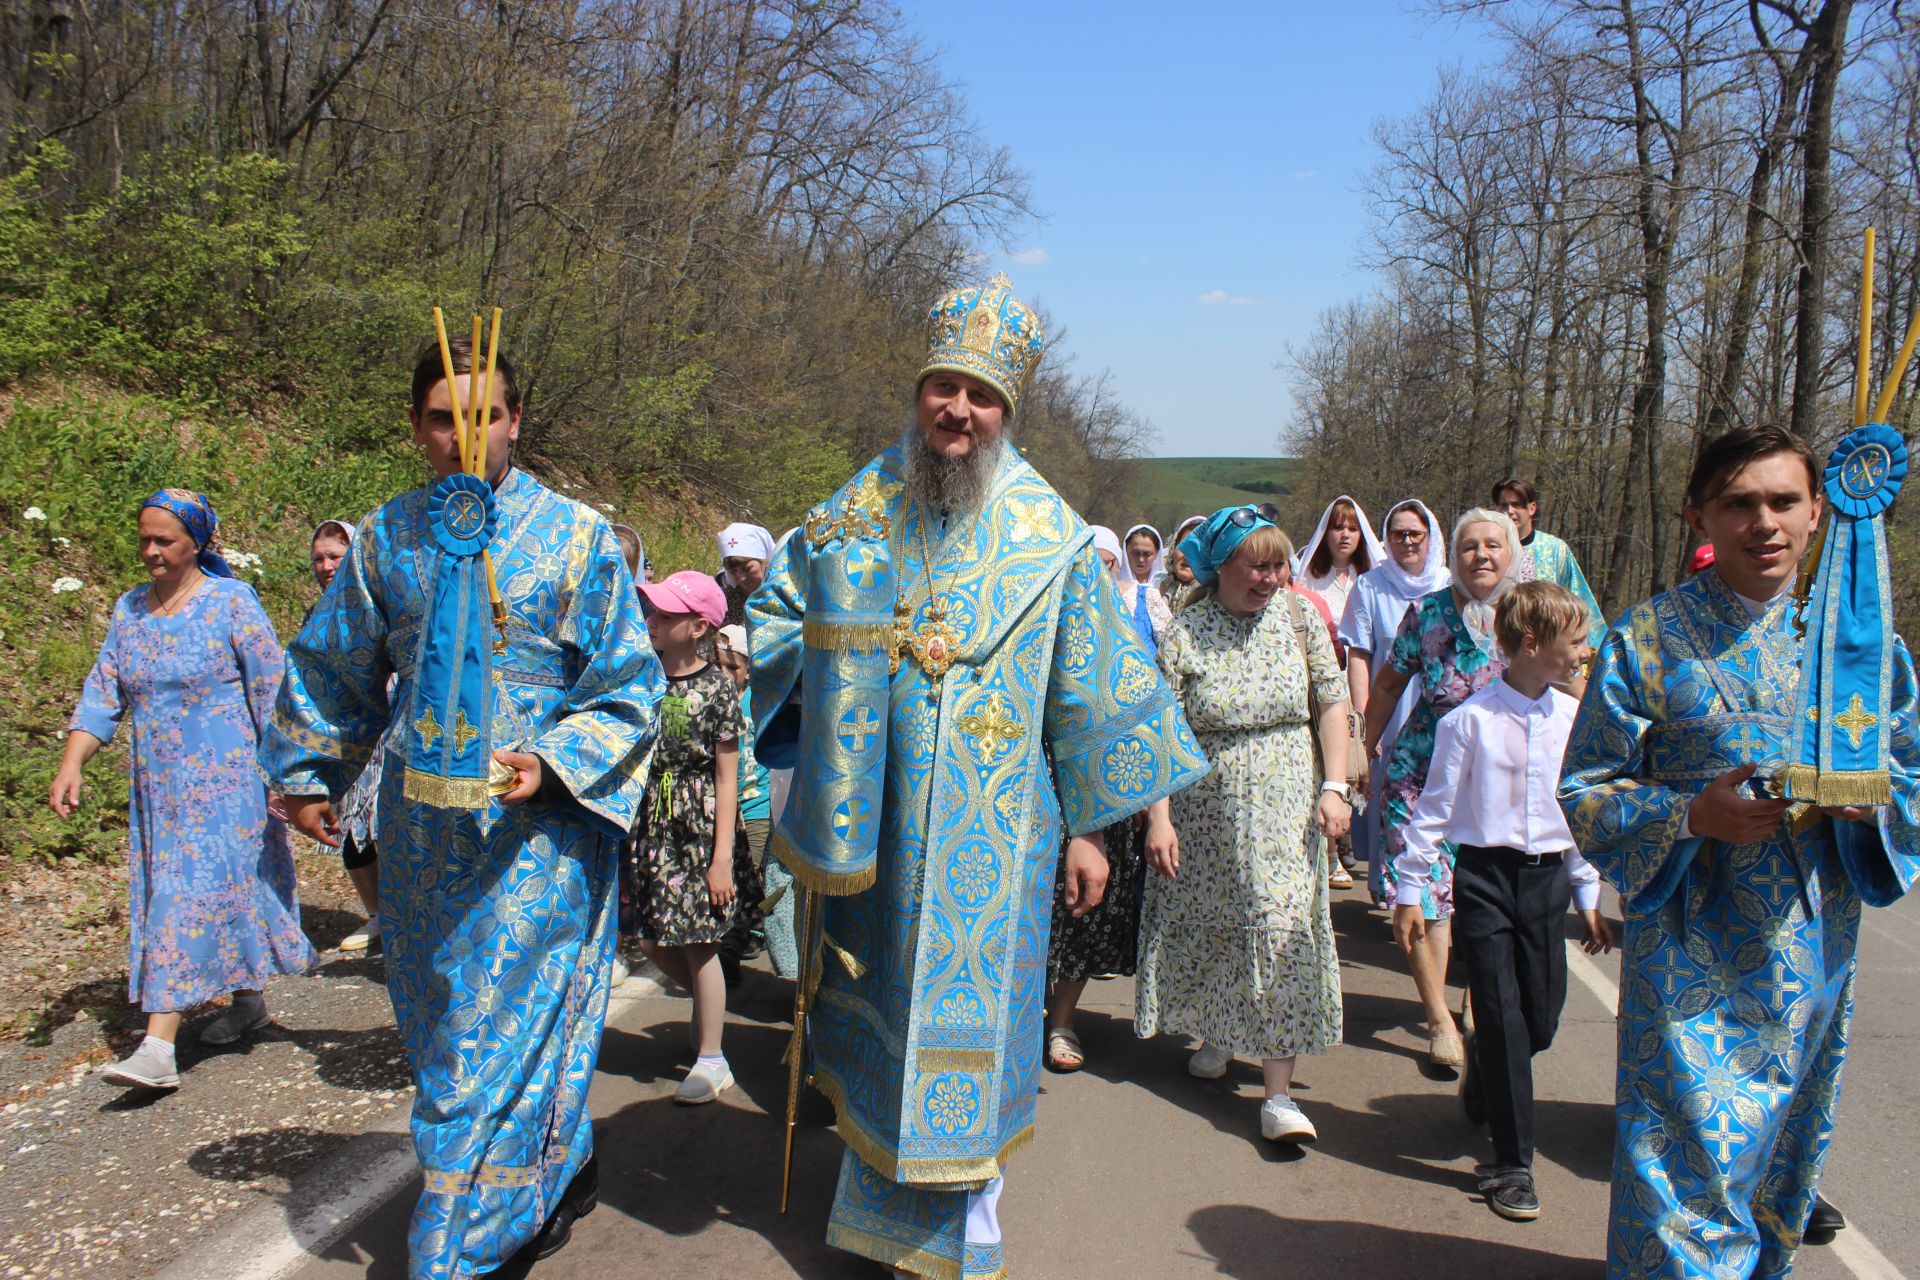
[1392, 581, 1613, 1222]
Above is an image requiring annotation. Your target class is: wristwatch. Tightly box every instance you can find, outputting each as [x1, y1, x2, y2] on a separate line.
[1321, 781, 1352, 800]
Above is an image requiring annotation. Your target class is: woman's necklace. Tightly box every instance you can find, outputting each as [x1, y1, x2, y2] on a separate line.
[895, 510, 963, 683]
[149, 570, 206, 619]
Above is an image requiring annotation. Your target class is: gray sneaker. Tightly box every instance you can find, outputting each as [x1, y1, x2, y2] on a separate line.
[199, 1001, 271, 1046]
[674, 1060, 733, 1105]
[99, 1040, 179, 1090]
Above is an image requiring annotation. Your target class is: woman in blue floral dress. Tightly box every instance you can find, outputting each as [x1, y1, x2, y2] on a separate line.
[50, 491, 315, 1091]
[1362, 508, 1518, 1068]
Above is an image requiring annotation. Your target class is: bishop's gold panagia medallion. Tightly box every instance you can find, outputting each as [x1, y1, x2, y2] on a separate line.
[896, 600, 959, 682]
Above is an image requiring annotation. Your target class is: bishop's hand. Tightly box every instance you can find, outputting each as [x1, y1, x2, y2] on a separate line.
[1686, 763, 1789, 844]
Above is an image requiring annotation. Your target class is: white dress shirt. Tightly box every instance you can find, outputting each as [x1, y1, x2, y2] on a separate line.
[1394, 678, 1601, 911]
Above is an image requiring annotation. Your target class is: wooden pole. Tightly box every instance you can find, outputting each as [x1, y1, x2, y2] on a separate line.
[780, 890, 824, 1215]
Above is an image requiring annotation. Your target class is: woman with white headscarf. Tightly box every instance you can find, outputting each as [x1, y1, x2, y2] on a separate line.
[714, 522, 774, 627]
[1156, 514, 1208, 608]
[1115, 523, 1173, 655]
[1362, 507, 1520, 1069]
[1295, 496, 1386, 633]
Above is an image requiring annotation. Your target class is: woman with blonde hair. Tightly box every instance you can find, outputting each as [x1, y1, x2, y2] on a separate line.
[1364, 507, 1519, 1068]
[1136, 505, 1353, 1143]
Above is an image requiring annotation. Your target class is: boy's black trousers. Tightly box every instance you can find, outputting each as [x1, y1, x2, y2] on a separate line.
[1452, 843, 1572, 1170]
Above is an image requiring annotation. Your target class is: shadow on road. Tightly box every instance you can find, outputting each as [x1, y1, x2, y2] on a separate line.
[1188, 1204, 1606, 1279]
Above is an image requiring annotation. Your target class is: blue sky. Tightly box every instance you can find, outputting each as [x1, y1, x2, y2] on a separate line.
[898, 1, 1497, 457]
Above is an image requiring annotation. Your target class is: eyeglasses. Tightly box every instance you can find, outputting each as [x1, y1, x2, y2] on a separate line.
[1387, 529, 1429, 544]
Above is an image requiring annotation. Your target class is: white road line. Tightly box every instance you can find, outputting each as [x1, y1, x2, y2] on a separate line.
[1565, 939, 1908, 1280]
[154, 965, 668, 1280]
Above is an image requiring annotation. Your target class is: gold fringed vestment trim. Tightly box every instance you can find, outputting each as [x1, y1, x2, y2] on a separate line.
[823, 1221, 1008, 1280]
[802, 619, 897, 652]
[402, 766, 489, 810]
[1778, 764, 1892, 808]
[810, 1062, 1033, 1189]
[772, 832, 878, 896]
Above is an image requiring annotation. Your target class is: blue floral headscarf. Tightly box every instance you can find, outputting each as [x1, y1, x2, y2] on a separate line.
[1178, 504, 1281, 587]
[141, 489, 234, 578]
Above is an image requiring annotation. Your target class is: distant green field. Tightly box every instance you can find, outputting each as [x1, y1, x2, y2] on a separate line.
[1131, 456, 1300, 534]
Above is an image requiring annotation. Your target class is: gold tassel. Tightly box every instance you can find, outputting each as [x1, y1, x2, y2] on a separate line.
[1814, 770, 1892, 808]
[1776, 763, 1822, 801]
[771, 832, 878, 896]
[802, 619, 897, 652]
[823, 931, 869, 980]
[401, 766, 489, 809]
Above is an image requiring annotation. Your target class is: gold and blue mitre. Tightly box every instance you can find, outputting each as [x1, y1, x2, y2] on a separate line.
[771, 467, 904, 894]
[1783, 423, 1908, 807]
[918, 272, 1045, 415]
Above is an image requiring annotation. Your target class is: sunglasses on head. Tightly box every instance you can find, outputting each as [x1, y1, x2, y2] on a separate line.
[1207, 504, 1281, 557]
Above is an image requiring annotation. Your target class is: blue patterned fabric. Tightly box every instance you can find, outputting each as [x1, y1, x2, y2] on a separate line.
[258, 467, 663, 1278]
[141, 488, 236, 578]
[750, 445, 1208, 1279]
[1559, 569, 1920, 1279]
[72, 578, 315, 1011]
[1518, 529, 1603, 647]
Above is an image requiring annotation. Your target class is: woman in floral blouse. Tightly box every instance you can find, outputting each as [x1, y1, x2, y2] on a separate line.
[1135, 506, 1354, 1145]
[1363, 507, 1519, 1069]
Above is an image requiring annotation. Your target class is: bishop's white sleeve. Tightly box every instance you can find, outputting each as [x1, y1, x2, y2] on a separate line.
[1393, 704, 1471, 908]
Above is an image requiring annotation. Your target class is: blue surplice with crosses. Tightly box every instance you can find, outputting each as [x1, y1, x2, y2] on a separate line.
[259, 466, 663, 1279]
[1559, 568, 1920, 1280]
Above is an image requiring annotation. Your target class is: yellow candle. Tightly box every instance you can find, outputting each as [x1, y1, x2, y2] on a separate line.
[468, 313, 485, 472]
[475, 307, 502, 480]
[1855, 228, 1875, 428]
[432, 307, 471, 468]
[1871, 304, 1920, 425]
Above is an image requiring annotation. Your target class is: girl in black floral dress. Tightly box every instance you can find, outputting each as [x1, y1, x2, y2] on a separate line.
[633, 572, 743, 1104]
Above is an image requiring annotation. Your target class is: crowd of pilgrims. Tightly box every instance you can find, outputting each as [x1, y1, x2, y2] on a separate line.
[43, 456, 1866, 1264]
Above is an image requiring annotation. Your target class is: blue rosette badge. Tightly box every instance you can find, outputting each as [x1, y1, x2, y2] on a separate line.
[402, 472, 506, 810]
[1783, 424, 1908, 806]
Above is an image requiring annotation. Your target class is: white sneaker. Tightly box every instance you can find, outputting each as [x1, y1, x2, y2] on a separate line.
[609, 956, 629, 988]
[1188, 1043, 1232, 1079]
[674, 1060, 733, 1105]
[99, 1039, 179, 1090]
[1261, 1096, 1318, 1143]
[340, 915, 380, 952]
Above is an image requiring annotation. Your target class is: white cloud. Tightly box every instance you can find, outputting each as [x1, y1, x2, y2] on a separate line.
[1005, 247, 1051, 265]
[1196, 289, 1261, 306]
[1291, 169, 1319, 180]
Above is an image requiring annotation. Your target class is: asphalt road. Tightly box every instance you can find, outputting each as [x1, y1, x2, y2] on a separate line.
[281, 886, 1920, 1280]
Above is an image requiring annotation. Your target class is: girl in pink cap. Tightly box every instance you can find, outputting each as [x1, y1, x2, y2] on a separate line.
[632, 571, 747, 1103]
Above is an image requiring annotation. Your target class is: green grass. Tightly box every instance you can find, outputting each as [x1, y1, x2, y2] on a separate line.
[1131, 456, 1301, 536]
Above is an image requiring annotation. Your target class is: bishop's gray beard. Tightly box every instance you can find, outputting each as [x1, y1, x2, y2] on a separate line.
[902, 423, 1006, 518]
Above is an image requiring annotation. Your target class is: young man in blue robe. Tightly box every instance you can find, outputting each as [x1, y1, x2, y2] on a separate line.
[260, 340, 663, 1276]
[1559, 424, 1920, 1279]
[1494, 477, 1605, 647]
[749, 274, 1207, 1279]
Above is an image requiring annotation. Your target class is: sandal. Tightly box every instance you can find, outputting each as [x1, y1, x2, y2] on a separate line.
[1329, 865, 1354, 889]
[1046, 1026, 1085, 1072]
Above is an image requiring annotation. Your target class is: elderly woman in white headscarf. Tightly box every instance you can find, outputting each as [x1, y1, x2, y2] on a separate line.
[1362, 506, 1520, 1068]
[714, 521, 774, 627]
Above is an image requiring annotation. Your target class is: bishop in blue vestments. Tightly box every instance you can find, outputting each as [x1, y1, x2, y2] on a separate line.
[751, 275, 1207, 1279]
